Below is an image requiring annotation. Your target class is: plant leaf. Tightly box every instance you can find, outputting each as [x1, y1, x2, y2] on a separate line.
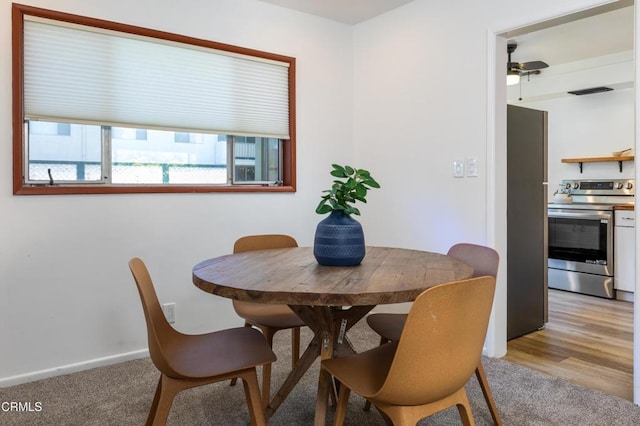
[363, 177, 380, 188]
[316, 164, 379, 215]
[316, 204, 333, 214]
[331, 164, 347, 177]
[354, 184, 367, 197]
[347, 206, 361, 215]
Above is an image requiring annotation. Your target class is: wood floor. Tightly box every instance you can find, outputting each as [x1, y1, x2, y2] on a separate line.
[503, 289, 634, 401]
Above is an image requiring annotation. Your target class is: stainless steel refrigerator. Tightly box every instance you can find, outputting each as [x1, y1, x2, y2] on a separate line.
[507, 104, 549, 340]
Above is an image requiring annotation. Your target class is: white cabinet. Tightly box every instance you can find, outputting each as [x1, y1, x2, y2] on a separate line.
[615, 210, 635, 294]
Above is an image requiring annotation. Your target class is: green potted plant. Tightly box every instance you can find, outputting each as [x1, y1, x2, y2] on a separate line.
[314, 164, 380, 266]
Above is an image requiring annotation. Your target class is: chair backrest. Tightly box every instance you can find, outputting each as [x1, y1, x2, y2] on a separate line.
[129, 257, 185, 378]
[373, 276, 496, 405]
[233, 234, 298, 254]
[447, 243, 499, 278]
[232, 235, 298, 314]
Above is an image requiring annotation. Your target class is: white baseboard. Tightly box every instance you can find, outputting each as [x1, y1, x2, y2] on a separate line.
[0, 349, 150, 388]
[616, 290, 634, 303]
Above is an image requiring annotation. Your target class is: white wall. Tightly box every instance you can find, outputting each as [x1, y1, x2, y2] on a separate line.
[352, 0, 624, 357]
[521, 88, 635, 191]
[1, 0, 628, 386]
[0, 0, 354, 384]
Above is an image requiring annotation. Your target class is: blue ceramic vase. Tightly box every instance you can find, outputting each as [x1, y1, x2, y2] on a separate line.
[313, 211, 365, 266]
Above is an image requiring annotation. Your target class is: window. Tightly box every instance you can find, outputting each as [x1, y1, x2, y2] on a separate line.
[30, 122, 71, 136]
[12, 4, 296, 195]
[112, 128, 147, 141]
[232, 137, 282, 184]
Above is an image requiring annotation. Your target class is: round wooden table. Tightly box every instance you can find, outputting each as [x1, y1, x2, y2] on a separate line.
[193, 246, 473, 425]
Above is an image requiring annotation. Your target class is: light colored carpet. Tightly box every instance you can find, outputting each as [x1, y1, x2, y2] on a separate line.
[2, 321, 640, 425]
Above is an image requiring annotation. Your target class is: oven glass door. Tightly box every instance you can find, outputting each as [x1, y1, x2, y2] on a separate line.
[548, 215, 608, 264]
[547, 208, 613, 278]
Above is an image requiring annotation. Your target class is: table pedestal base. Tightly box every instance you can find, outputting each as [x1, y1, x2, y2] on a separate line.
[264, 305, 374, 425]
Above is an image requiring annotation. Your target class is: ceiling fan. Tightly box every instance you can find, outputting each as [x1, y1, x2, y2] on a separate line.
[507, 42, 549, 85]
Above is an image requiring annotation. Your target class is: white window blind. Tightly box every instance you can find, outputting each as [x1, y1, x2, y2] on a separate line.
[23, 17, 290, 139]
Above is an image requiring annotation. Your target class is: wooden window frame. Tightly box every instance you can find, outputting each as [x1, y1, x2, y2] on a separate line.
[12, 3, 296, 195]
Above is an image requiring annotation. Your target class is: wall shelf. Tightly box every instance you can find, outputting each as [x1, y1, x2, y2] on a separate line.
[561, 155, 634, 173]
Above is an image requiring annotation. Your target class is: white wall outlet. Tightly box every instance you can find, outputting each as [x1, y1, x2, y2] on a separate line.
[466, 157, 478, 177]
[453, 160, 465, 178]
[162, 303, 176, 324]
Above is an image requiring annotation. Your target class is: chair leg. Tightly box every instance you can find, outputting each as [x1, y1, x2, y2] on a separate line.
[363, 335, 391, 412]
[475, 362, 501, 425]
[146, 375, 181, 426]
[375, 404, 418, 426]
[374, 387, 474, 426]
[455, 393, 476, 426]
[230, 321, 256, 387]
[291, 327, 300, 367]
[261, 362, 273, 409]
[145, 376, 163, 426]
[331, 383, 351, 426]
[260, 328, 277, 408]
[329, 378, 339, 407]
[240, 369, 267, 426]
[373, 406, 394, 426]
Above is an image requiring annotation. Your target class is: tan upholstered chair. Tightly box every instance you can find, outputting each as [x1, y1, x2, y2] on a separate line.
[322, 276, 497, 426]
[129, 257, 276, 426]
[365, 243, 501, 425]
[230, 234, 305, 408]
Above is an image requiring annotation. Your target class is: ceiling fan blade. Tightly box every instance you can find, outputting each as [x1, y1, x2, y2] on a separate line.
[519, 60, 549, 71]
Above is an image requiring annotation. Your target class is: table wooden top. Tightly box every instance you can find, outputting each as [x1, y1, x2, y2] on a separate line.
[192, 246, 473, 306]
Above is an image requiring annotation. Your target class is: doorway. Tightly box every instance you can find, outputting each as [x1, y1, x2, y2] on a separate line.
[491, 0, 637, 404]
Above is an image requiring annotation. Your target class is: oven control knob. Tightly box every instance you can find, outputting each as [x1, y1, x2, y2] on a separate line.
[573, 182, 579, 189]
[626, 182, 633, 190]
[616, 182, 624, 189]
[565, 183, 572, 189]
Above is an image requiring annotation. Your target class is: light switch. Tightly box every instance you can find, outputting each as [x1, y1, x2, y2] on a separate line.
[453, 160, 465, 178]
[466, 157, 478, 177]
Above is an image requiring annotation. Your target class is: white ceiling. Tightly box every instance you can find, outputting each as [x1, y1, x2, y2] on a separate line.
[506, 4, 634, 69]
[257, 0, 415, 25]
[257, 0, 634, 69]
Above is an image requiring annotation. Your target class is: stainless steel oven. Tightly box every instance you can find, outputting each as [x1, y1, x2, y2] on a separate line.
[547, 179, 634, 299]
[548, 206, 613, 297]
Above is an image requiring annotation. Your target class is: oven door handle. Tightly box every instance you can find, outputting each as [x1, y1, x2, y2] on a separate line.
[548, 211, 612, 221]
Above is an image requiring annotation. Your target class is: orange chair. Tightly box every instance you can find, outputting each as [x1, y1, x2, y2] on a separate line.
[322, 276, 497, 426]
[129, 257, 276, 426]
[229, 234, 305, 408]
[365, 243, 501, 425]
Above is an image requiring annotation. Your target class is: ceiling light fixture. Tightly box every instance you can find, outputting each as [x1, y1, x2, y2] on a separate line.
[506, 42, 548, 86]
[506, 70, 520, 86]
